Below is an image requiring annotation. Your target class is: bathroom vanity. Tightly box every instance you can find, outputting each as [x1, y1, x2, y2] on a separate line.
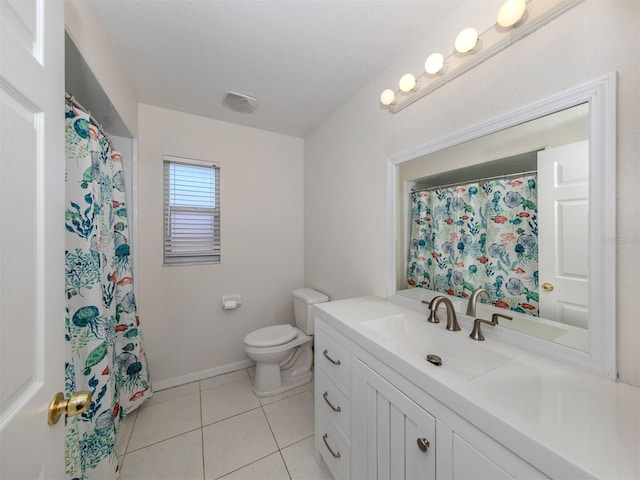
[313, 296, 640, 479]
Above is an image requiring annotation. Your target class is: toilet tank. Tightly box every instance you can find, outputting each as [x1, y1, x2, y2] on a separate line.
[292, 288, 329, 335]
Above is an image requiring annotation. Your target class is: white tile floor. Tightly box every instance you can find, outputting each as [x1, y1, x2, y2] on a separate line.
[117, 367, 328, 480]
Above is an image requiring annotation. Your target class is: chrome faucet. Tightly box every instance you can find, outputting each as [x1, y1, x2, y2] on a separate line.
[469, 312, 513, 341]
[466, 288, 490, 317]
[422, 297, 460, 331]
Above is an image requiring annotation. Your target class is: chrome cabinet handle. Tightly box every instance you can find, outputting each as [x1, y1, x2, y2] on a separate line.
[322, 349, 341, 365]
[322, 433, 341, 459]
[417, 437, 430, 453]
[322, 391, 341, 412]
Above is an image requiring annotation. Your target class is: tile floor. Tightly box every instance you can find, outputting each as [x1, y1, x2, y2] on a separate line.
[117, 367, 328, 480]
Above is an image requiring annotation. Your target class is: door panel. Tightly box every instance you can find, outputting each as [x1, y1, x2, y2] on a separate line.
[0, 0, 65, 477]
[537, 141, 589, 328]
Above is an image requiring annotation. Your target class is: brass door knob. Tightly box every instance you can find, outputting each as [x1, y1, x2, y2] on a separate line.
[541, 282, 554, 292]
[417, 437, 430, 453]
[48, 391, 92, 425]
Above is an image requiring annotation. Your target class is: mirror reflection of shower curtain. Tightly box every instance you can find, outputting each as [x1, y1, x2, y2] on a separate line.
[407, 175, 540, 316]
[65, 103, 152, 479]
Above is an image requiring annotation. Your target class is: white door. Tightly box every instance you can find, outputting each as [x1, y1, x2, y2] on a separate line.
[537, 140, 589, 328]
[0, 0, 66, 478]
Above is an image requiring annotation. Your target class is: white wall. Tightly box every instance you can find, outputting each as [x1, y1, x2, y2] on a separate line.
[137, 104, 304, 387]
[65, 0, 138, 137]
[304, 0, 640, 386]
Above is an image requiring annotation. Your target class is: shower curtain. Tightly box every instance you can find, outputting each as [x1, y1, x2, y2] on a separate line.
[406, 175, 540, 316]
[65, 104, 152, 479]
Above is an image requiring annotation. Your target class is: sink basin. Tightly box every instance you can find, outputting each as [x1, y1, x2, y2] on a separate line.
[362, 314, 511, 381]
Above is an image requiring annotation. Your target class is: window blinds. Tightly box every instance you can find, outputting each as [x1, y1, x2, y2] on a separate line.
[163, 155, 220, 265]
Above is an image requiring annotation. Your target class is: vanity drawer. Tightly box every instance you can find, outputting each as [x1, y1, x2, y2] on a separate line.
[316, 408, 350, 480]
[316, 328, 351, 391]
[317, 368, 350, 439]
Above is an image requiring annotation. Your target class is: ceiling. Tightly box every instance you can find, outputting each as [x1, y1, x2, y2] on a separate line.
[91, 0, 491, 138]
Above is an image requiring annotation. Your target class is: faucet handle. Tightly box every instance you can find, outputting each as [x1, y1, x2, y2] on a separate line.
[469, 318, 492, 341]
[422, 298, 440, 323]
[469, 313, 513, 342]
[470, 312, 513, 341]
[491, 313, 513, 324]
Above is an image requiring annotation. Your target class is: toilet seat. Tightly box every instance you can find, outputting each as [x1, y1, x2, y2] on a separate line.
[244, 324, 298, 348]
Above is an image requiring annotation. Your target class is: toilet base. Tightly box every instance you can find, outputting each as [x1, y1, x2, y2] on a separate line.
[252, 367, 313, 398]
[250, 340, 314, 397]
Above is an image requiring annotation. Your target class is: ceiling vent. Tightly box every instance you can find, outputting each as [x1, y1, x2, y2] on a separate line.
[222, 91, 258, 114]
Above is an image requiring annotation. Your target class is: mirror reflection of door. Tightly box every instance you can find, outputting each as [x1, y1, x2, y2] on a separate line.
[537, 140, 589, 328]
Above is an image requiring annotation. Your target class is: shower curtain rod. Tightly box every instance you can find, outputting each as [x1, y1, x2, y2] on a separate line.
[411, 169, 537, 193]
[65, 92, 114, 149]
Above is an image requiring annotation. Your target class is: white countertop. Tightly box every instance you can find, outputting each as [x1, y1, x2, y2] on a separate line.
[314, 296, 640, 480]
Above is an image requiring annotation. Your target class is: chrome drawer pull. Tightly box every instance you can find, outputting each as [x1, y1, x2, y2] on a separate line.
[322, 391, 341, 412]
[322, 433, 341, 459]
[322, 349, 341, 365]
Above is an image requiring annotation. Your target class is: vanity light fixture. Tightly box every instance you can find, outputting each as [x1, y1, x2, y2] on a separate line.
[454, 27, 479, 54]
[380, 89, 396, 106]
[380, 0, 584, 113]
[424, 53, 445, 75]
[399, 73, 417, 92]
[497, 0, 528, 27]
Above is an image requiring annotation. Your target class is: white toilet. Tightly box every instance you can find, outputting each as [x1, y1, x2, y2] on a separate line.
[243, 288, 329, 397]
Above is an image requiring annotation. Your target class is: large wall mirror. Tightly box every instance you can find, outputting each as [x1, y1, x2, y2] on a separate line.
[387, 74, 617, 379]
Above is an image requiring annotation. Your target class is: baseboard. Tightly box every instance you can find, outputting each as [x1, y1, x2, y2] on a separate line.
[152, 359, 256, 392]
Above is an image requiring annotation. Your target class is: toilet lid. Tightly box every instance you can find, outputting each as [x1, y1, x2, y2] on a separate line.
[244, 324, 298, 348]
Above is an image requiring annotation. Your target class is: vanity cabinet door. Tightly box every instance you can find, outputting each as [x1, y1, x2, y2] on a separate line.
[452, 434, 513, 480]
[353, 359, 436, 480]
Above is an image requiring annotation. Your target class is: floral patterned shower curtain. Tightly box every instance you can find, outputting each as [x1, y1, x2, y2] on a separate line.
[65, 104, 152, 479]
[407, 175, 540, 316]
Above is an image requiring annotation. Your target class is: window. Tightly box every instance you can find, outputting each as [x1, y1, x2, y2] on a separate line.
[163, 155, 220, 265]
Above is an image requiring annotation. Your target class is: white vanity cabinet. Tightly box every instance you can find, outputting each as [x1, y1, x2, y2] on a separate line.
[315, 319, 547, 480]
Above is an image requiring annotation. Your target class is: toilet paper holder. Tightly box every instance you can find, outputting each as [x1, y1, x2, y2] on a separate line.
[221, 294, 242, 310]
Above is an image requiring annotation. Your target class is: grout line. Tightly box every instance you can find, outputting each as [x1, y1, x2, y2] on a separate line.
[279, 449, 293, 480]
[259, 402, 295, 480]
[200, 427, 206, 480]
[213, 451, 282, 480]
[201, 405, 263, 429]
[121, 409, 138, 455]
[118, 455, 127, 475]
[260, 401, 281, 450]
[124, 426, 203, 454]
[118, 402, 139, 476]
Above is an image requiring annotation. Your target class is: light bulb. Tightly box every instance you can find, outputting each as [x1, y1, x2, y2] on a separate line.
[380, 89, 395, 106]
[497, 0, 527, 27]
[424, 53, 445, 75]
[399, 73, 416, 93]
[455, 27, 479, 53]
